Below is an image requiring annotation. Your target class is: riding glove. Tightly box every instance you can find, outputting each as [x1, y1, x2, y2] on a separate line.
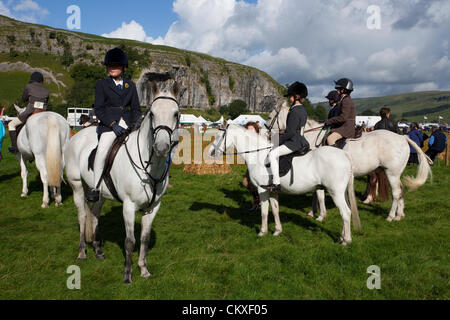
[112, 124, 126, 137]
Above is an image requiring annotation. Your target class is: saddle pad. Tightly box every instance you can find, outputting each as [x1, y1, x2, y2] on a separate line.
[266, 147, 310, 177]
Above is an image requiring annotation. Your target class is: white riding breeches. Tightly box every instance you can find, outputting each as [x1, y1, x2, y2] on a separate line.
[93, 119, 128, 189]
[268, 144, 293, 185]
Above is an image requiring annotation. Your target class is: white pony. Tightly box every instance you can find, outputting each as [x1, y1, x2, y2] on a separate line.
[13, 105, 70, 208]
[266, 104, 432, 222]
[65, 82, 180, 284]
[209, 123, 361, 245]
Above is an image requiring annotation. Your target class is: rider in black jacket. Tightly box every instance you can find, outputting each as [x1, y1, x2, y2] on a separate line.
[86, 47, 142, 202]
[263, 82, 310, 193]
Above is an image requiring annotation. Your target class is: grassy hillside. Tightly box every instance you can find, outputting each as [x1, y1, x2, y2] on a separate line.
[353, 91, 450, 122]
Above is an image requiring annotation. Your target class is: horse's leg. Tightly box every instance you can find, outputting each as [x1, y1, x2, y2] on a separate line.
[123, 200, 137, 284]
[138, 202, 160, 279]
[35, 156, 49, 208]
[316, 190, 327, 222]
[330, 191, 352, 245]
[258, 191, 270, 237]
[72, 181, 88, 260]
[363, 173, 377, 204]
[54, 186, 63, 207]
[385, 172, 402, 222]
[91, 198, 105, 259]
[269, 194, 282, 236]
[395, 184, 405, 221]
[17, 154, 28, 198]
[307, 192, 317, 218]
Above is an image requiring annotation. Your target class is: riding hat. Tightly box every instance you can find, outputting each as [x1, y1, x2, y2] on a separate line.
[104, 47, 128, 67]
[334, 78, 354, 92]
[325, 90, 340, 101]
[284, 82, 308, 99]
[29, 71, 44, 83]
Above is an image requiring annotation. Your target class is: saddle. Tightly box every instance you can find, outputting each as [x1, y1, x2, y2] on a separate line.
[266, 147, 310, 180]
[322, 126, 363, 149]
[88, 132, 130, 202]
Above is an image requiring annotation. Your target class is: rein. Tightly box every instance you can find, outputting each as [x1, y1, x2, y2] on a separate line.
[218, 126, 272, 156]
[124, 95, 179, 209]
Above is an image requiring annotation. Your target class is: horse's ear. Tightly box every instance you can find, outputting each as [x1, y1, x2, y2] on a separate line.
[14, 104, 25, 114]
[172, 81, 179, 98]
[151, 81, 159, 97]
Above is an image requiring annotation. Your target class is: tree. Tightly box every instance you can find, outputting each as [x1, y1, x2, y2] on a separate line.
[361, 109, 377, 116]
[66, 63, 106, 108]
[228, 99, 248, 119]
[314, 103, 328, 121]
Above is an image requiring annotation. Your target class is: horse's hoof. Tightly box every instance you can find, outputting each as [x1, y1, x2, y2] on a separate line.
[95, 253, 105, 260]
[316, 217, 325, 222]
[123, 278, 132, 285]
[393, 216, 403, 221]
[21, 194, 27, 198]
[41, 203, 49, 209]
[306, 211, 314, 218]
[77, 253, 87, 260]
[258, 231, 267, 237]
[55, 202, 63, 207]
[141, 271, 152, 279]
[386, 217, 394, 222]
[273, 231, 282, 236]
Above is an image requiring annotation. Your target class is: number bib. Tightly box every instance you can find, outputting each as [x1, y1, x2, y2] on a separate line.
[34, 101, 45, 110]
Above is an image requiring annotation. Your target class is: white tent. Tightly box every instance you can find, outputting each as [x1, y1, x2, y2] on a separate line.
[230, 115, 266, 127]
[180, 114, 203, 125]
[196, 116, 209, 124]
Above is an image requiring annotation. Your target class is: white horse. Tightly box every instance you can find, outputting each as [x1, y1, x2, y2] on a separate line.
[266, 104, 432, 222]
[209, 123, 361, 245]
[13, 105, 70, 208]
[65, 82, 180, 284]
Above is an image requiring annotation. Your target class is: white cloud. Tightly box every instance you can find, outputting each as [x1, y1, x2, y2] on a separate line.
[102, 20, 163, 44]
[413, 82, 439, 92]
[0, 0, 14, 18]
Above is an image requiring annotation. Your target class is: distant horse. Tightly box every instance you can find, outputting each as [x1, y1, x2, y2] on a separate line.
[266, 105, 432, 222]
[13, 105, 70, 208]
[209, 123, 361, 245]
[65, 82, 180, 284]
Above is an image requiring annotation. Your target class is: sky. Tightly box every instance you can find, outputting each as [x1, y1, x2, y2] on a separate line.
[1, 0, 449, 102]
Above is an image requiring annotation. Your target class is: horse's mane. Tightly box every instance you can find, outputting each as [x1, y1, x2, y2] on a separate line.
[229, 124, 272, 146]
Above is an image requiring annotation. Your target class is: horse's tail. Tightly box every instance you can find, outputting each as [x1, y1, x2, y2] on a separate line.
[403, 136, 433, 192]
[346, 152, 361, 230]
[46, 116, 62, 188]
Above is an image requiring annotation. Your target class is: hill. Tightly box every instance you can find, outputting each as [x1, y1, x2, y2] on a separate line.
[352, 91, 450, 122]
[0, 14, 284, 116]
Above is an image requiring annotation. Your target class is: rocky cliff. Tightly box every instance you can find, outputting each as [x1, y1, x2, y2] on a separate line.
[0, 15, 283, 112]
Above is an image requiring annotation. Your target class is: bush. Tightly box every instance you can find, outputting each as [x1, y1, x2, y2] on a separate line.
[229, 76, 235, 91]
[86, 44, 94, 50]
[6, 35, 16, 44]
[227, 99, 248, 119]
[49, 31, 56, 39]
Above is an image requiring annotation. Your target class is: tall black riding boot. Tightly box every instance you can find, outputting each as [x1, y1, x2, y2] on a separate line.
[8, 131, 18, 154]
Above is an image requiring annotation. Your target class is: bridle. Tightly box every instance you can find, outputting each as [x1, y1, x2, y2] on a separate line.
[215, 125, 272, 157]
[264, 104, 283, 133]
[124, 95, 180, 209]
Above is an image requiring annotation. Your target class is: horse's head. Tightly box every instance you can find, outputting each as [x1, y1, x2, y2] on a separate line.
[209, 120, 231, 159]
[265, 101, 289, 132]
[149, 81, 180, 158]
[14, 104, 25, 115]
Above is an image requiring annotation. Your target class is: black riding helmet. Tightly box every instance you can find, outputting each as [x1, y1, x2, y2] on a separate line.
[104, 47, 128, 67]
[284, 82, 308, 99]
[325, 90, 340, 101]
[29, 71, 44, 83]
[334, 78, 354, 92]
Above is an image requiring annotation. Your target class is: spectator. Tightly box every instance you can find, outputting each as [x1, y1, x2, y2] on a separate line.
[426, 126, 448, 162]
[407, 122, 423, 165]
[0, 119, 5, 161]
[374, 107, 399, 133]
[242, 121, 261, 211]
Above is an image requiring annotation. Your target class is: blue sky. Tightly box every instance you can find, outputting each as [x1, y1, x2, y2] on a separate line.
[1, 0, 449, 101]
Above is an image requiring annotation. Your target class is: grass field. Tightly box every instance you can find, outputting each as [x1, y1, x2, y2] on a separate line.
[0, 135, 449, 300]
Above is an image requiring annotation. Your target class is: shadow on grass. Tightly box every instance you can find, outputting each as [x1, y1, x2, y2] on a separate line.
[99, 205, 157, 258]
[190, 187, 341, 242]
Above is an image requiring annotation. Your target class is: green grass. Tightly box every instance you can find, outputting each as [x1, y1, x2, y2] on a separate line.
[0, 135, 449, 300]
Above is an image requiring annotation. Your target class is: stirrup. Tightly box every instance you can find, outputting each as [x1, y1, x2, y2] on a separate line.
[86, 189, 100, 202]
